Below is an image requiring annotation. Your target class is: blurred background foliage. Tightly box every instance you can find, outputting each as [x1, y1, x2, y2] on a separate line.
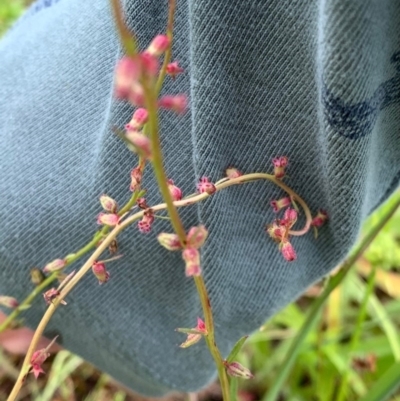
[1, 2, 400, 400]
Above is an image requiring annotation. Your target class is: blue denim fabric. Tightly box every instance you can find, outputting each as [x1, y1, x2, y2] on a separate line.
[0, 0, 399, 395]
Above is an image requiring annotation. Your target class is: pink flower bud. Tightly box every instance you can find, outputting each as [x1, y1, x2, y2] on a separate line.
[197, 177, 216, 195]
[100, 194, 118, 213]
[137, 197, 149, 209]
[225, 361, 254, 380]
[43, 258, 66, 273]
[125, 131, 152, 160]
[272, 156, 288, 179]
[166, 61, 184, 79]
[127, 82, 145, 107]
[43, 288, 61, 305]
[182, 248, 201, 277]
[97, 213, 119, 226]
[30, 348, 50, 379]
[125, 108, 149, 131]
[280, 241, 297, 262]
[158, 94, 188, 114]
[157, 232, 182, 251]
[92, 262, 110, 285]
[0, 296, 19, 309]
[130, 166, 142, 192]
[179, 317, 207, 348]
[186, 225, 208, 249]
[311, 209, 329, 227]
[114, 57, 141, 99]
[138, 210, 155, 233]
[226, 167, 243, 179]
[167, 179, 183, 201]
[140, 52, 159, 77]
[282, 208, 297, 227]
[146, 34, 170, 56]
[270, 196, 291, 212]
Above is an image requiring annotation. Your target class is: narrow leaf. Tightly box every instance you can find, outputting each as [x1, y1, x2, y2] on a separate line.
[227, 336, 248, 363]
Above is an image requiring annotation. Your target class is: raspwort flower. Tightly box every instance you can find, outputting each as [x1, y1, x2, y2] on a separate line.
[270, 196, 291, 212]
[280, 240, 297, 262]
[179, 317, 207, 348]
[157, 232, 182, 251]
[224, 361, 254, 380]
[125, 131, 152, 160]
[167, 179, 183, 201]
[282, 207, 298, 227]
[197, 176, 217, 195]
[266, 221, 285, 242]
[272, 156, 288, 179]
[125, 108, 149, 131]
[186, 225, 208, 249]
[114, 56, 141, 99]
[43, 288, 65, 305]
[166, 61, 184, 79]
[140, 52, 159, 77]
[136, 197, 149, 209]
[100, 194, 118, 213]
[130, 166, 142, 192]
[311, 209, 329, 227]
[226, 167, 243, 179]
[182, 248, 201, 277]
[92, 262, 110, 285]
[0, 295, 19, 309]
[158, 94, 188, 114]
[138, 210, 155, 233]
[30, 336, 58, 379]
[146, 34, 170, 57]
[43, 258, 66, 273]
[97, 213, 120, 226]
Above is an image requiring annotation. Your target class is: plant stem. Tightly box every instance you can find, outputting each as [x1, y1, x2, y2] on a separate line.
[142, 79, 186, 244]
[336, 264, 376, 401]
[194, 277, 231, 401]
[262, 194, 400, 401]
[155, 0, 176, 96]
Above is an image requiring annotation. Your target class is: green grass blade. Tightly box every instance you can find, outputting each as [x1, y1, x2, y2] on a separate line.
[357, 362, 400, 401]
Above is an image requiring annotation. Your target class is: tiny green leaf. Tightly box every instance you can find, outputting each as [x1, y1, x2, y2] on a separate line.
[227, 335, 248, 363]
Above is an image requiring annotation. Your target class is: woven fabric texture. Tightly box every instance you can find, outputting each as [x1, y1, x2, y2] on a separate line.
[0, 0, 400, 395]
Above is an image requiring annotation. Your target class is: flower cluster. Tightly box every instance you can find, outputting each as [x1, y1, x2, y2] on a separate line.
[157, 225, 208, 276]
[266, 208, 298, 261]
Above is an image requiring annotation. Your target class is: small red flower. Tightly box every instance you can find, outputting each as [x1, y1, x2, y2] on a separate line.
[146, 34, 170, 56]
[272, 156, 288, 179]
[270, 196, 291, 212]
[186, 225, 208, 249]
[266, 221, 285, 242]
[100, 195, 118, 213]
[92, 262, 110, 285]
[182, 248, 201, 277]
[140, 52, 159, 77]
[225, 167, 243, 179]
[97, 213, 119, 226]
[125, 131, 152, 160]
[114, 57, 141, 99]
[179, 317, 207, 348]
[43, 259, 66, 273]
[197, 177, 216, 195]
[125, 108, 149, 131]
[311, 209, 329, 227]
[157, 233, 182, 251]
[282, 207, 297, 228]
[225, 361, 254, 379]
[167, 179, 183, 201]
[158, 94, 188, 114]
[138, 210, 155, 233]
[0, 296, 19, 309]
[136, 197, 149, 210]
[166, 61, 184, 79]
[280, 241, 297, 262]
[130, 167, 142, 192]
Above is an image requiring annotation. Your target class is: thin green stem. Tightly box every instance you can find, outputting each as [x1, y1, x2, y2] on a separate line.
[142, 78, 186, 244]
[336, 264, 377, 401]
[263, 194, 400, 401]
[155, 0, 176, 96]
